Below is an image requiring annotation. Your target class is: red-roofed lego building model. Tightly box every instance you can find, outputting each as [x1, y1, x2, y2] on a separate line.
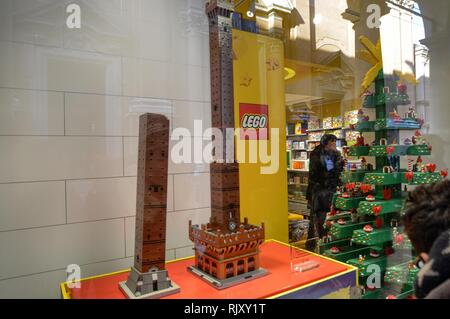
[187, 0, 268, 289]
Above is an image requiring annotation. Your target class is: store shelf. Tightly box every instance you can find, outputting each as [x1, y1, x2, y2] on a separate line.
[308, 139, 345, 143]
[306, 127, 342, 133]
[288, 183, 308, 187]
[288, 169, 309, 173]
[287, 134, 307, 138]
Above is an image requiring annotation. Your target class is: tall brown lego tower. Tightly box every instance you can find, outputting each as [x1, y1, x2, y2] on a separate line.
[207, 0, 240, 228]
[187, 0, 267, 289]
[119, 114, 179, 299]
[134, 114, 168, 272]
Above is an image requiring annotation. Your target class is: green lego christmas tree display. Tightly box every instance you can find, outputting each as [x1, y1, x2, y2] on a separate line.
[318, 36, 448, 299]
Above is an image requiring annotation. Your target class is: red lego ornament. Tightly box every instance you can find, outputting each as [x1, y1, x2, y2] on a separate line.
[330, 246, 340, 254]
[395, 234, 404, 245]
[375, 217, 383, 229]
[372, 206, 382, 216]
[364, 224, 373, 233]
[405, 171, 414, 182]
[329, 206, 337, 216]
[386, 295, 397, 299]
[441, 169, 448, 179]
[360, 184, 372, 194]
[383, 188, 392, 200]
[386, 146, 395, 156]
[366, 194, 375, 202]
[345, 183, 356, 192]
[426, 163, 436, 173]
[397, 84, 407, 94]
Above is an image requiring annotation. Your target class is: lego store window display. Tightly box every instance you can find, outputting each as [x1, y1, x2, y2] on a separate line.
[0, 0, 449, 302]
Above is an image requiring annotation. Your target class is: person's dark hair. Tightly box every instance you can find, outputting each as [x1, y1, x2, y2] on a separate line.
[403, 180, 450, 254]
[320, 134, 337, 146]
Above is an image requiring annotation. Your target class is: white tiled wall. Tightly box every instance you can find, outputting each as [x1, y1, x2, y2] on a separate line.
[0, 88, 64, 136]
[0, 0, 211, 298]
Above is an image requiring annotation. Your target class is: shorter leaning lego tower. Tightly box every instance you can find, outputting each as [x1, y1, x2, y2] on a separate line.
[119, 114, 180, 299]
[187, 0, 267, 289]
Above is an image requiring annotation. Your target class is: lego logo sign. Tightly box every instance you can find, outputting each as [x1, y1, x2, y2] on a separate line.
[242, 114, 267, 128]
[239, 103, 269, 140]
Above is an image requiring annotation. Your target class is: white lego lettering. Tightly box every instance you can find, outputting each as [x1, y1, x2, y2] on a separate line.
[242, 114, 267, 128]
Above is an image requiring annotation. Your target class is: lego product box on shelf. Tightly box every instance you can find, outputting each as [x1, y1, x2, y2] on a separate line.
[293, 151, 307, 161]
[308, 119, 320, 130]
[346, 130, 360, 147]
[295, 122, 304, 135]
[323, 117, 333, 129]
[287, 140, 293, 150]
[298, 141, 305, 149]
[344, 110, 358, 128]
[333, 116, 343, 128]
[291, 141, 305, 150]
[292, 161, 306, 170]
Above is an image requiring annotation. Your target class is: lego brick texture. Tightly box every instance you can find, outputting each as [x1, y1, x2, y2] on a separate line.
[0, 0, 212, 298]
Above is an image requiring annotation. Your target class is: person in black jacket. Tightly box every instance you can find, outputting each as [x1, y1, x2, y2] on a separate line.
[306, 134, 345, 251]
[403, 180, 450, 299]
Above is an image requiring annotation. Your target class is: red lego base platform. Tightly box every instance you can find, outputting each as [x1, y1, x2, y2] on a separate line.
[61, 240, 357, 299]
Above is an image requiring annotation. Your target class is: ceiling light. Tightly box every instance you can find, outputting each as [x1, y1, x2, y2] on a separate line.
[247, 0, 256, 18]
